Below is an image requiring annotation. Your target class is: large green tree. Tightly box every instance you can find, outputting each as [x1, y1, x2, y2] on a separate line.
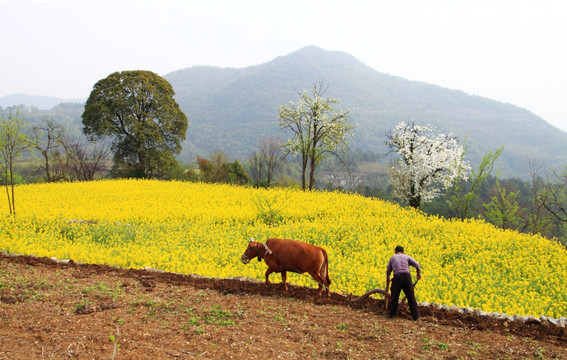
[279, 81, 354, 191]
[82, 70, 188, 178]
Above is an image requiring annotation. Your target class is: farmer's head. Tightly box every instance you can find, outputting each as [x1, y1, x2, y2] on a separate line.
[395, 245, 404, 254]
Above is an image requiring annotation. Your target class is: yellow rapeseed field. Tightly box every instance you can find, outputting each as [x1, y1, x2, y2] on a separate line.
[1, 179, 566, 318]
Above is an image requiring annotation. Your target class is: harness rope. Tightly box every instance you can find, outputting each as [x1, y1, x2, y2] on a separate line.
[252, 241, 418, 303]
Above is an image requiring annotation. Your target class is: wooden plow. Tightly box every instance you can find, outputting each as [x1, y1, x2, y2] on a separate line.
[348, 278, 420, 308]
[349, 279, 391, 308]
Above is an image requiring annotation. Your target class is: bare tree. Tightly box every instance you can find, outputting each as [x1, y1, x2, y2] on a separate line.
[262, 136, 286, 187]
[247, 152, 265, 188]
[541, 165, 567, 223]
[247, 136, 287, 188]
[64, 139, 111, 181]
[525, 156, 553, 236]
[31, 118, 65, 182]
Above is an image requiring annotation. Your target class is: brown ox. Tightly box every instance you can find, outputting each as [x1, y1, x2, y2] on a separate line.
[240, 237, 331, 298]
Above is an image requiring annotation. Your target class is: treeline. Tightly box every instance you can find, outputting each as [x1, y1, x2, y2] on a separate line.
[3, 97, 567, 248]
[316, 152, 567, 247]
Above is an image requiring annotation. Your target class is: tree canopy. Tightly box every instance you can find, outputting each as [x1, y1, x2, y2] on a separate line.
[387, 122, 469, 208]
[278, 81, 354, 190]
[82, 70, 188, 178]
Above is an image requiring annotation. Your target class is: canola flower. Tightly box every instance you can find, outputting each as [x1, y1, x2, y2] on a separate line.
[1, 179, 566, 318]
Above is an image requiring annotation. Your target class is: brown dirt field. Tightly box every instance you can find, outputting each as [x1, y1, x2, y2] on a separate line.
[1, 252, 566, 359]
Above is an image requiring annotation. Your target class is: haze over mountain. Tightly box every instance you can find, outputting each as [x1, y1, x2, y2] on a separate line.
[165, 46, 567, 177]
[0, 94, 83, 110]
[2, 46, 566, 178]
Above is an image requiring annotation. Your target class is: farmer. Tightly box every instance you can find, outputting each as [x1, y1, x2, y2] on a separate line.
[386, 245, 421, 320]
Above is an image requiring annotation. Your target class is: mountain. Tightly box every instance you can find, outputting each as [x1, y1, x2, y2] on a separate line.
[0, 94, 84, 110]
[3, 46, 565, 178]
[165, 46, 567, 178]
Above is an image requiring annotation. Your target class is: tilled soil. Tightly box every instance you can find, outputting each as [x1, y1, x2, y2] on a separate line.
[1, 252, 566, 359]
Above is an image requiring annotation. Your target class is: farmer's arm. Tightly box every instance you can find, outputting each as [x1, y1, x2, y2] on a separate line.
[386, 258, 393, 282]
[409, 257, 422, 279]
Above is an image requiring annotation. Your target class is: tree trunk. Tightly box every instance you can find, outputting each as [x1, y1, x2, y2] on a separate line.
[309, 156, 316, 191]
[9, 156, 15, 216]
[137, 145, 146, 178]
[42, 150, 51, 182]
[4, 168, 12, 215]
[409, 197, 421, 209]
[301, 158, 307, 191]
[409, 183, 421, 208]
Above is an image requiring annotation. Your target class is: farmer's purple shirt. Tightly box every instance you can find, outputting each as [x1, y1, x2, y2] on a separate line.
[387, 253, 421, 277]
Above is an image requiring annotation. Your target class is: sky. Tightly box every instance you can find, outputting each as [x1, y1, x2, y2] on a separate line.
[2, 0, 566, 131]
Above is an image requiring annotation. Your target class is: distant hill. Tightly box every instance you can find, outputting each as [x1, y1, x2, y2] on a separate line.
[3, 46, 565, 178]
[165, 46, 567, 178]
[0, 94, 84, 110]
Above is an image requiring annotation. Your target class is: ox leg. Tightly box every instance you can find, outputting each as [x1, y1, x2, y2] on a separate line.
[324, 274, 331, 298]
[265, 268, 275, 286]
[319, 263, 331, 298]
[309, 272, 327, 298]
[281, 271, 288, 291]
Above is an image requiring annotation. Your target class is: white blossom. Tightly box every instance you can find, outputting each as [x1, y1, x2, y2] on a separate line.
[387, 122, 470, 207]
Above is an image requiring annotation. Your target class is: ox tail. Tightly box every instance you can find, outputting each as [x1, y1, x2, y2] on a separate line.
[321, 249, 331, 286]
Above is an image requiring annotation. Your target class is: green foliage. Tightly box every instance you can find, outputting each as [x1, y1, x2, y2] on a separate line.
[448, 145, 503, 219]
[205, 305, 235, 326]
[252, 191, 291, 225]
[0, 109, 34, 215]
[164, 46, 567, 179]
[82, 70, 188, 179]
[109, 328, 120, 360]
[482, 178, 522, 230]
[227, 160, 250, 185]
[196, 151, 250, 185]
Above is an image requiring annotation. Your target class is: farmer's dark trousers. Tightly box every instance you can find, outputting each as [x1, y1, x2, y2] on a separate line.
[389, 272, 420, 320]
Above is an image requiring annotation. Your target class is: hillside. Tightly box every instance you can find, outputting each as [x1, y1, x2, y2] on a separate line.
[1, 253, 566, 359]
[165, 46, 567, 177]
[4, 179, 567, 319]
[3, 46, 567, 178]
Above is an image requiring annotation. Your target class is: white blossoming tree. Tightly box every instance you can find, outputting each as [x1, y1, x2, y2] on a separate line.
[386, 122, 470, 208]
[279, 81, 354, 191]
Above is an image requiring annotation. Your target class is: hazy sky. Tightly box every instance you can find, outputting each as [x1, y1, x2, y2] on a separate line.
[2, 0, 566, 130]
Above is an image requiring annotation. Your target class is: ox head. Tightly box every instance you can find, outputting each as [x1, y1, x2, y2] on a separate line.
[240, 237, 263, 264]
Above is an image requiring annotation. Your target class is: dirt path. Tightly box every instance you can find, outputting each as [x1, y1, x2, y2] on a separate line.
[1, 253, 566, 359]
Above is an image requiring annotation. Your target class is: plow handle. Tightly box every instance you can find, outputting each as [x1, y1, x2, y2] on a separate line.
[384, 278, 391, 309]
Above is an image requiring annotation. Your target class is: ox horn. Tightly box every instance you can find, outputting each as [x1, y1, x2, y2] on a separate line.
[249, 237, 254, 243]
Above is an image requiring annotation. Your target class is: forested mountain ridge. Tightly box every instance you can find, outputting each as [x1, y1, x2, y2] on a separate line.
[2, 46, 566, 178]
[165, 46, 567, 177]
